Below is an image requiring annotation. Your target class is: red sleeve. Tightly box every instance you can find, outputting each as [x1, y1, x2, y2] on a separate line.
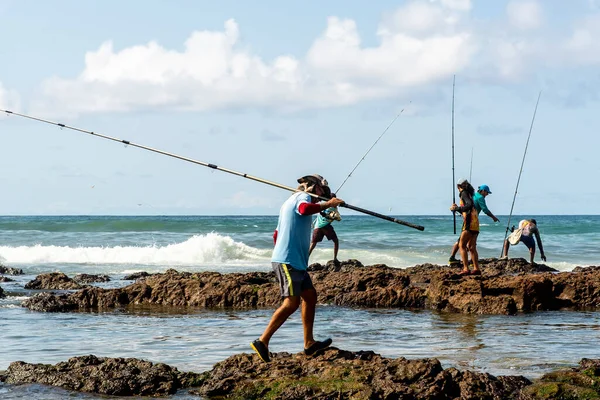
[298, 202, 322, 215]
[273, 229, 278, 245]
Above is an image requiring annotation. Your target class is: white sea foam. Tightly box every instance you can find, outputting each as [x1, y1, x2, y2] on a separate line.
[0, 233, 271, 266]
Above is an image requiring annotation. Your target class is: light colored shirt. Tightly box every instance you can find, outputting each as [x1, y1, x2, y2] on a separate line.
[519, 219, 538, 237]
[315, 207, 336, 229]
[271, 192, 313, 270]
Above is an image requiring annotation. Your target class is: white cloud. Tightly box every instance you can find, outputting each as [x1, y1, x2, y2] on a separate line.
[0, 82, 20, 116]
[307, 15, 473, 88]
[506, 0, 543, 30]
[34, 3, 475, 116]
[438, 0, 472, 11]
[564, 15, 600, 65]
[27, 0, 600, 115]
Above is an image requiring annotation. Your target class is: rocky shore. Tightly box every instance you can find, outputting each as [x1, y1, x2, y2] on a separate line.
[0, 354, 202, 396]
[22, 258, 600, 315]
[2, 352, 599, 399]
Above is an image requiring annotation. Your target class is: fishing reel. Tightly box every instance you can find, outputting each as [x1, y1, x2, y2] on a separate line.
[327, 208, 342, 222]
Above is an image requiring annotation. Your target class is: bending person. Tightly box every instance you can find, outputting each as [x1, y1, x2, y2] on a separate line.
[502, 218, 547, 264]
[250, 174, 344, 363]
[450, 178, 481, 276]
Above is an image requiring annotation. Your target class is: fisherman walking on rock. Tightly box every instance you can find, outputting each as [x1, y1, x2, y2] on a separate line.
[251, 174, 344, 363]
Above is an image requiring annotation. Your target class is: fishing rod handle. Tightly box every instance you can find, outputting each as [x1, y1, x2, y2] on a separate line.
[340, 203, 425, 231]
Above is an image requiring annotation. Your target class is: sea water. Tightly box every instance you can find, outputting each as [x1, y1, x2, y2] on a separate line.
[1, 215, 599, 399]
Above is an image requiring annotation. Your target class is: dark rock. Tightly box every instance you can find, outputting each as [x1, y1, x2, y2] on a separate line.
[4, 355, 203, 396]
[22, 292, 78, 312]
[0, 285, 4, 298]
[195, 348, 531, 399]
[519, 358, 600, 399]
[73, 274, 111, 284]
[123, 271, 152, 280]
[40, 270, 280, 311]
[0, 276, 14, 282]
[476, 258, 558, 276]
[0, 265, 24, 275]
[308, 258, 366, 272]
[572, 265, 600, 273]
[405, 258, 557, 276]
[5, 352, 598, 398]
[22, 260, 600, 315]
[24, 272, 84, 290]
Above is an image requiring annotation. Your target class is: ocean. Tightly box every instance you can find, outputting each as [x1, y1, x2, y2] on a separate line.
[1, 215, 599, 399]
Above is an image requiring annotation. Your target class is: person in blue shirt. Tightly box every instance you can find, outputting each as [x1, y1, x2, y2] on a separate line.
[309, 193, 341, 264]
[250, 174, 344, 363]
[449, 184, 499, 265]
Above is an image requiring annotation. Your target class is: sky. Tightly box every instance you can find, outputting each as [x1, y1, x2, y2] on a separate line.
[0, 0, 599, 215]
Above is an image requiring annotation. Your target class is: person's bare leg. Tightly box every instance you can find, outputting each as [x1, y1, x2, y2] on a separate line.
[529, 247, 536, 264]
[459, 231, 470, 273]
[450, 241, 459, 259]
[333, 240, 339, 261]
[300, 288, 317, 348]
[309, 242, 317, 256]
[502, 240, 510, 258]
[470, 234, 480, 272]
[259, 296, 300, 347]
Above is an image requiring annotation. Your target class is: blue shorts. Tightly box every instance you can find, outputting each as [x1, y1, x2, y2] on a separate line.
[520, 235, 535, 250]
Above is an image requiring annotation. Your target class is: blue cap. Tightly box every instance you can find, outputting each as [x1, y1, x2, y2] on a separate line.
[478, 184, 492, 194]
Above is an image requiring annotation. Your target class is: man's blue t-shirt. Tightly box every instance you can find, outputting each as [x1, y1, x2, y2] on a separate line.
[473, 192, 491, 216]
[271, 192, 313, 270]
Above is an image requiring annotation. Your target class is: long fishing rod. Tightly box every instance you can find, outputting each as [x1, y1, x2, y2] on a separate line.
[451, 75, 457, 234]
[335, 102, 410, 194]
[500, 91, 542, 255]
[469, 147, 473, 182]
[2, 109, 425, 231]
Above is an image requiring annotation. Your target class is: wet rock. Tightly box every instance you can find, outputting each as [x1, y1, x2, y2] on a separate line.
[73, 273, 111, 284]
[24, 272, 84, 290]
[475, 258, 558, 276]
[22, 292, 78, 312]
[123, 271, 152, 280]
[308, 258, 367, 272]
[0, 276, 13, 282]
[4, 355, 203, 396]
[23, 260, 600, 315]
[194, 348, 531, 399]
[572, 265, 600, 273]
[404, 258, 557, 276]
[0, 265, 24, 275]
[0, 286, 4, 298]
[519, 358, 600, 399]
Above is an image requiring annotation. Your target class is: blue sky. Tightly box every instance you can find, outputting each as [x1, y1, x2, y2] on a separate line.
[0, 0, 598, 215]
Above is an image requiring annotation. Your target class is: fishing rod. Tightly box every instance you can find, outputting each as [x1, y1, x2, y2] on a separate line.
[469, 147, 473, 182]
[451, 75, 457, 234]
[335, 102, 410, 194]
[500, 91, 542, 255]
[2, 109, 425, 231]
